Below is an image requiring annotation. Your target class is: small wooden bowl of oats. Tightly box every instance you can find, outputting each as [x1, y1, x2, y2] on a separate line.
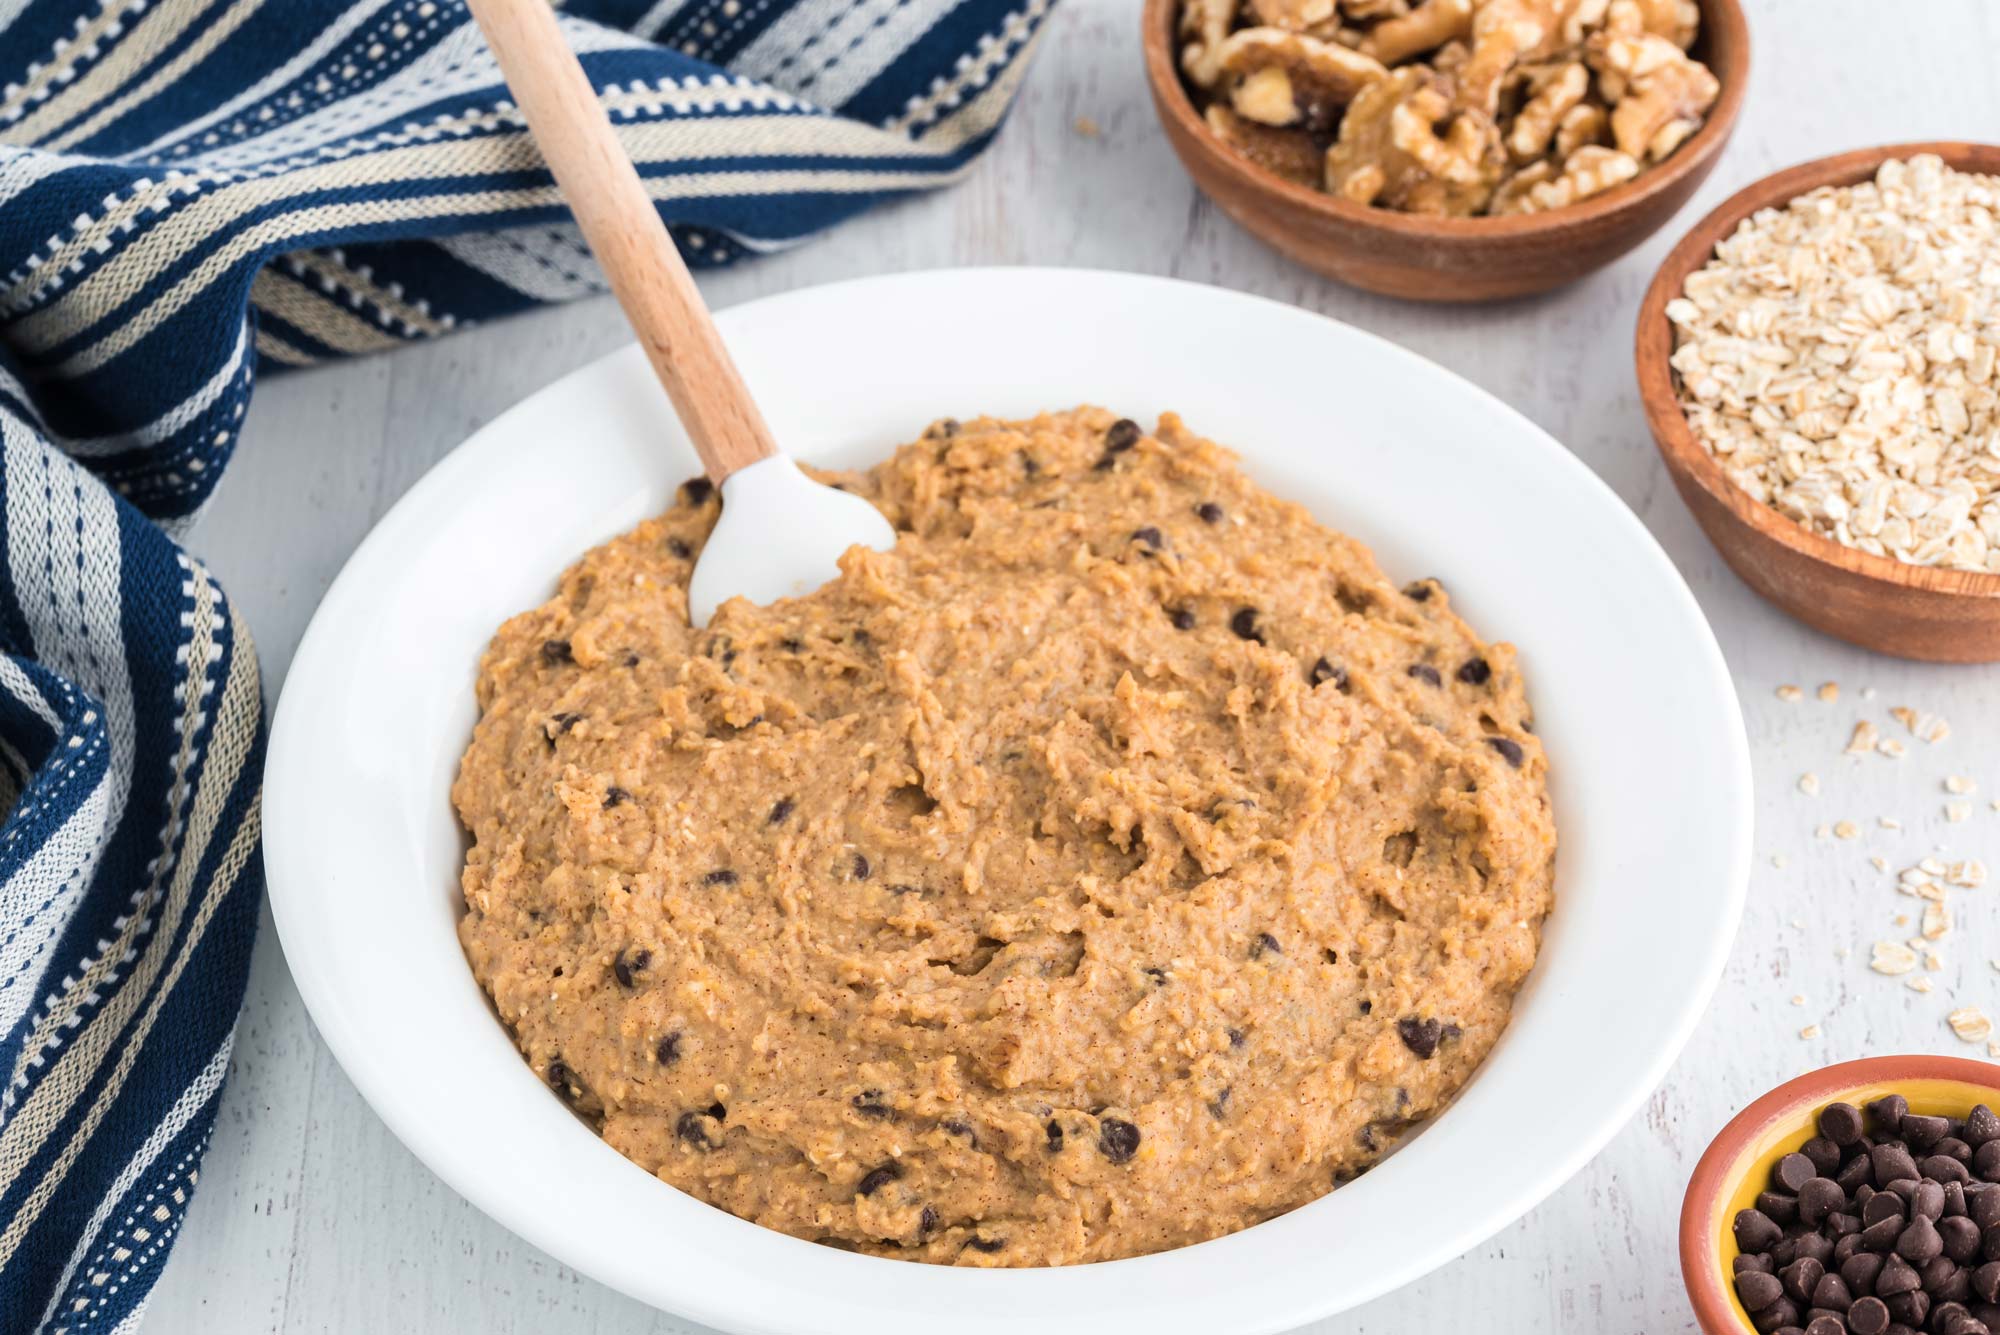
[1140, 0, 1750, 302]
[1638, 143, 2000, 664]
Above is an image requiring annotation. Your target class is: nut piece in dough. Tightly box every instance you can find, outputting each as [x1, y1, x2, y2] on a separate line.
[1217, 28, 1389, 129]
[1492, 143, 1637, 213]
[1205, 104, 1327, 188]
[1504, 61, 1589, 161]
[1359, 0, 1473, 64]
[1325, 66, 1504, 215]
[1587, 27, 1719, 160]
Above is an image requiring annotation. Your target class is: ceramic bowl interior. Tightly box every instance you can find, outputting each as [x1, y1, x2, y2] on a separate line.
[265, 269, 1754, 1335]
[1683, 1057, 2000, 1334]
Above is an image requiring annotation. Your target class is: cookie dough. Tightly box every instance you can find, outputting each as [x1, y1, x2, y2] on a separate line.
[454, 407, 1555, 1266]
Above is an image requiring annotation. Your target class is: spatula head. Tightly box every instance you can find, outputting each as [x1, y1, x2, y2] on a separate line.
[687, 456, 897, 627]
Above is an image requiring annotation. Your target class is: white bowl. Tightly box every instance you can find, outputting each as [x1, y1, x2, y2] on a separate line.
[265, 268, 1751, 1335]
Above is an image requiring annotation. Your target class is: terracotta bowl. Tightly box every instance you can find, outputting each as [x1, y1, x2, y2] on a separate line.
[1139, 0, 1749, 302]
[1681, 1056, 2000, 1335]
[1637, 142, 2000, 663]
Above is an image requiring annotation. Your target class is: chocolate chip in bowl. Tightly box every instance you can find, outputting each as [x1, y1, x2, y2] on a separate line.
[1141, 0, 1749, 299]
[1683, 1056, 2000, 1335]
[1637, 142, 2000, 662]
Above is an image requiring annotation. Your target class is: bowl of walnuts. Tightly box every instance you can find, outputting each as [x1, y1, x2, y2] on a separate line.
[1140, 0, 1749, 301]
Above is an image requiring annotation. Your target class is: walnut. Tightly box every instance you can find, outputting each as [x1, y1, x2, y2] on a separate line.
[1359, 0, 1472, 64]
[1340, 0, 1411, 17]
[1552, 99, 1608, 157]
[1217, 28, 1389, 130]
[1492, 143, 1638, 213]
[1587, 28, 1718, 160]
[1504, 61, 1588, 161]
[1455, 0, 1607, 115]
[1247, 0, 1339, 30]
[1325, 66, 1505, 215]
[1613, 0, 1698, 48]
[1180, 0, 1241, 87]
[1490, 159, 1557, 213]
[1204, 104, 1327, 188]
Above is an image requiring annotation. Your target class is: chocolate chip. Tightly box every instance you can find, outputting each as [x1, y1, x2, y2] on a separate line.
[680, 477, 713, 506]
[1944, 1139, 1978, 1166]
[1145, 966, 1168, 986]
[1976, 1262, 2000, 1303]
[1917, 1181, 1948, 1221]
[1777, 1152, 1823, 1192]
[676, 1110, 716, 1148]
[1805, 1136, 1846, 1175]
[1876, 1143, 1923, 1186]
[1309, 657, 1349, 691]
[1230, 608, 1263, 643]
[857, 1164, 901, 1196]
[1849, 1295, 1892, 1334]
[965, 1235, 1006, 1253]
[1104, 419, 1141, 452]
[1738, 1267, 1786, 1311]
[852, 853, 872, 880]
[1488, 736, 1526, 768]
[1813, 1270, 1854, 1309]
[1750, 1296, 1799, 1331]
[1169, 606, 1197, 630]
[1976, 1142, 2000, 1181]
[1946, 1217, 1987, 1263]
[1879, 1255, 1922, 1296]
[547, 1059, 582, 1102]
[542, 638, 574, 665]
[702, 868, 738, 886]
[1760, 1190, 1800, 1225]
[1099, 1118, 1141, 1164]
[1208, 1087, 1231, 1119]
[656, 1032, 681, 1065]
[1931, 1156, 1976, 1185]
[1866, 1192, 1909, 1226]
[852, 1089, 893, 1119]
[1908, 1116, 1953, 1150]
[1196, 502, 1225, 524]
[1899, 1216, 1944, 1263]
[1969, 1109, 2000, 1149]
[1804, 1317, 1844, 1335]
[1737, 1208, 1785, 1253]
[1407, 664, 1442, 686]
[1824, 1103, 1867, 1147]
[1045, 1120, 1064, 1152]
[668, 538, 693, 559]
[1884, 1288, 1929, 1325]
[1784, 1256, 1827, 1303]
[1249, 932, 1281, 960]
[1397, 1016, 1444, 1060]
[612, 949, 650, 989]
[1457, 657, 1492, 685]
[1357, 1000, 1370, 1016]
[1844, 1250, 1886, 1293]
[1131, 527, 1164, 551]
[1871, 1095, 1911, 1137]
[1404, 580, 1435, 603]
[548, 712, 582, 739]
[604, 786, 631, 808]
[768, 797, 795, 824]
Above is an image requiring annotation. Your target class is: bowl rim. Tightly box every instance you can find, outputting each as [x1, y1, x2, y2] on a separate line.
[1678, 1054, 2000, 1335]
[1138, 0, 1751, 239]
[1636, 140, 2000, 603]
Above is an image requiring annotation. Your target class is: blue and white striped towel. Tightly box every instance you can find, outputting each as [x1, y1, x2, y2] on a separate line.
[0, 2, 1047, 1329]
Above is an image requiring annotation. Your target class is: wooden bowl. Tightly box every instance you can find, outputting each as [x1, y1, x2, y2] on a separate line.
[1680, 1056, 2000, 1335]
[1139, 0, 1749, 302]
[1637, 142, 2000, 663]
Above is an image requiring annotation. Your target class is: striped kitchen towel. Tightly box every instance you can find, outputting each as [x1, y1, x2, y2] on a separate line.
[0, 2, 1049, 1330]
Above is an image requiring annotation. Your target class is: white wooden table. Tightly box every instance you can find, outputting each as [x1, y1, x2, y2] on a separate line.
[148, 2, 2000, 1329]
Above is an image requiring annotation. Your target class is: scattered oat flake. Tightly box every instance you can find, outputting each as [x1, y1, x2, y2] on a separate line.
[1847, 720, 1881, 754]
[1947, 775, 1978, 795]
[1771, 853, 1789, 869]
[1950, 1008, 1994, 1044]
[1879, 816, 1903, 830]
[1890, 708, 1951, 744]
[1799, 1024, 1821, 1040]
[1879, 738, 1908, 758]
[1925, 950, 1945, 970]
[1834, 820, 1860, 839]
[1947, 801, 1972, 823]
[1798, 772, 1821, 796]
[1818, 682, 1840, 702]
[1790, 994, 1806, 1006]
[1923, 902, 1952, 939]
[1073, 115, 1100, 138]
[1895, 914, 1911, 927]
[1871, 855, 1890, 871]
[1910, 977, 1936, 993]
[1946, 860, 1987, 888]
[1871, 941, 1919, 975]
[1776, 684, 1804, 702]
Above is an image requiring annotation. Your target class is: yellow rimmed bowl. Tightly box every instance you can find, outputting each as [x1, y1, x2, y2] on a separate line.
[1681, 1056, 2000, 1333]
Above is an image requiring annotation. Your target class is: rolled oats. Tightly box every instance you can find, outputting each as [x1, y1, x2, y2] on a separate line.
[1949, 1007, 1994, 1044]
[1670, 156, 2000, 575]
[1871, 940, 1918, 975]
[1797, 772, 1820, 796]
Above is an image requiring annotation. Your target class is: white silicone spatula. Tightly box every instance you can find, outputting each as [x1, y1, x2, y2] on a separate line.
[466, 0, 896, 627]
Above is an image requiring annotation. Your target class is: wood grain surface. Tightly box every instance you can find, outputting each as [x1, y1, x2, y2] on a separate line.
[149, 2, 2000, 1330]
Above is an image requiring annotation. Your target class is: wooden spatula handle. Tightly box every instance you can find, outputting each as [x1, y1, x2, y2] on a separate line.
[466, 0, 779, 484]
